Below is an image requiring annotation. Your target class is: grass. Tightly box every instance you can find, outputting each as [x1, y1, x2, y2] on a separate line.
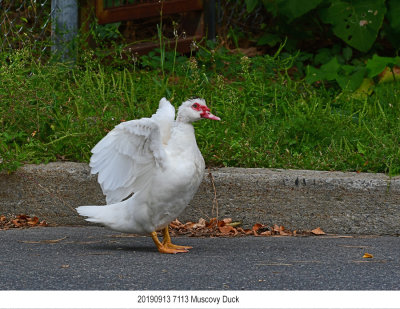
[1, 44, 400, 175]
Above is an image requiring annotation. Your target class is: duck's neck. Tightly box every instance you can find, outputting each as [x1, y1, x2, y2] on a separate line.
[167, 121, 197, 152]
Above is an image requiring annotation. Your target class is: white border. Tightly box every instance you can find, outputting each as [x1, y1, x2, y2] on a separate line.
[0, 291, 399, 309]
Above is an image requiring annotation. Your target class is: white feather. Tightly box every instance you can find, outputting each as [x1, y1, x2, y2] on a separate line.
[88, 98, 174, 204]
[76, 97, 220, 235]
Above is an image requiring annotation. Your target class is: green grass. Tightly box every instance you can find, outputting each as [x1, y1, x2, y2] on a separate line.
[1, 46, 400, 175]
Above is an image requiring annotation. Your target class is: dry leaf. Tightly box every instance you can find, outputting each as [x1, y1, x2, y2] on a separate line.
[169, 219, 183, 229]
[0, 214, 48, 230]
[363, 253, 374, 258]
[279, 230, 291, 236]
[217, 220, 226, 228]
[228, 221, 242, 227]
[192, 218, 206, 229]
[236, 227, 246, 234]
[222, 218, 232, 225]
[252, 223, 263, 232]
[273, 225, 282, 232]
[311, 227, 326, 235]
[184, 222, 195, 229]
[27, 216, 39, 226]
[61, 264, 70, 268]
[167, 217, 329, 238]
[206, 218, 218, 228]
[218, 225, 235, 235]
[244, 229, 253, 235]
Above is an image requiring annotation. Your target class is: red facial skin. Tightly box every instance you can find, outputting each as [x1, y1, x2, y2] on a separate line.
[192, 103, 221, 121]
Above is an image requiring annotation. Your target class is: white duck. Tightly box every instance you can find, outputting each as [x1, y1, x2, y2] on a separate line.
[76, 97, 220, 254]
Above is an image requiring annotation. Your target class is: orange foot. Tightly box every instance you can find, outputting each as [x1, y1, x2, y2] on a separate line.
[151, 230, 191, 254]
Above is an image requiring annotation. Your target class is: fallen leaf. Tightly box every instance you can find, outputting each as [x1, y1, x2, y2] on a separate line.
[363, 253, 374, 258]
[222, 218, 232, 225]
[206, 218, 218, 228]
[236, 227, 247, 234]
[12, 219, 21, 227]
[167, 218, 330, 238]
[252, 223, 263, 232]
[169, 219, 183, 229]
[311, 227, 326, 235]
[183, 222, 195, 229]
[273, 225, 283, 232]
[228, 221, 242, 227]
[192, 218, 206, 229]
[217, 220, 226, 228]
[279, 230, 291, 236]
[218, 225, 236, 235]
[27, 216, 39, 226]
[60, 264, 70, 268]
[0, 214, 49, 230]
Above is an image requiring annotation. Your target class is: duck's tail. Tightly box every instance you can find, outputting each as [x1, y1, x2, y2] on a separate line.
[76, 201, 128, 231]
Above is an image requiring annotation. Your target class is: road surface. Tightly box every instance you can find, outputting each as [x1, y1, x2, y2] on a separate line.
[0, 226, 399, 290]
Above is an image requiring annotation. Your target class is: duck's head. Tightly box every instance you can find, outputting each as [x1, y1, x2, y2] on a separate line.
[177, 98, 221, 123]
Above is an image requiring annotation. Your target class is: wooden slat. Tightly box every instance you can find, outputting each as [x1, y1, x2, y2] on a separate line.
[96, 0, 203, 24]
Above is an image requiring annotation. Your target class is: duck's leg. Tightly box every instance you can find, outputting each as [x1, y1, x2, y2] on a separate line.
[150, 231, 188, 254]
[162, 227, 193, 250]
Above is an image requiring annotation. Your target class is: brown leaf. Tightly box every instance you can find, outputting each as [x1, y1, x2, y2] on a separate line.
[206, 218, 218, 228]
[169, 219, 183, 228]
[17, 214, 28, 221]
[12, 219, 22, 227]
[363, 253, 374, 258]
[217, 220, 226, 228]
[252, 223, 263, 236]
[273, 225, 284, 232]
[236, 227, 246, 234]
[183, 222, 195, 229]
[192, 218, 206, 229]
[27, 216, 39, 226]
[260, 230, 272, 236]
[311, 227, 326, 235]
[218, 225, 236, 235]
[252, 223, 263, 232]
[244, 229, 253, 235]
[222, 218, 232, 225]
[279, 229, 291, 236]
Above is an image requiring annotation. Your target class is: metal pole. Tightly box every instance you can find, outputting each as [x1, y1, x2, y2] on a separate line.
[51, 0, 78, 62]
[205, 0, 216, 41]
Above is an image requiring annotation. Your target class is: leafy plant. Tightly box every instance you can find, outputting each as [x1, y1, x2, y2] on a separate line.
[306, 52, 400, 92]
[245, 0, 400, 54]
[320, 0, 386, 52]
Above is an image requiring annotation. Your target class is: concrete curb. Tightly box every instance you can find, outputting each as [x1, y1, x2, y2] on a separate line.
[1, 162, 399, 234]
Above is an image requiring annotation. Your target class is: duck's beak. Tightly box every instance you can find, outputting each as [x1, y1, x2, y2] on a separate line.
[200, 107, 221, 121]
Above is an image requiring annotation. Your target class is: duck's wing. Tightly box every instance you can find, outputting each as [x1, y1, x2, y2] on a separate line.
[90, 98, 175, 204]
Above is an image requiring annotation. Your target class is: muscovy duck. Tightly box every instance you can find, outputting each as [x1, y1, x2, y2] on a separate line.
[76, 98, 220, 253]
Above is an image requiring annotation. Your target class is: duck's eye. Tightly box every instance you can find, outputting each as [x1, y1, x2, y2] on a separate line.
[192, 103, 200, 110]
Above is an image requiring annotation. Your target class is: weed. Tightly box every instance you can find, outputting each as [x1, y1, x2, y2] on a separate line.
[1, 36, 400, 175]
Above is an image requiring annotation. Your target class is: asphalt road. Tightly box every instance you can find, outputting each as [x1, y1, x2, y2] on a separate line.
[0, 226, 399, 290]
